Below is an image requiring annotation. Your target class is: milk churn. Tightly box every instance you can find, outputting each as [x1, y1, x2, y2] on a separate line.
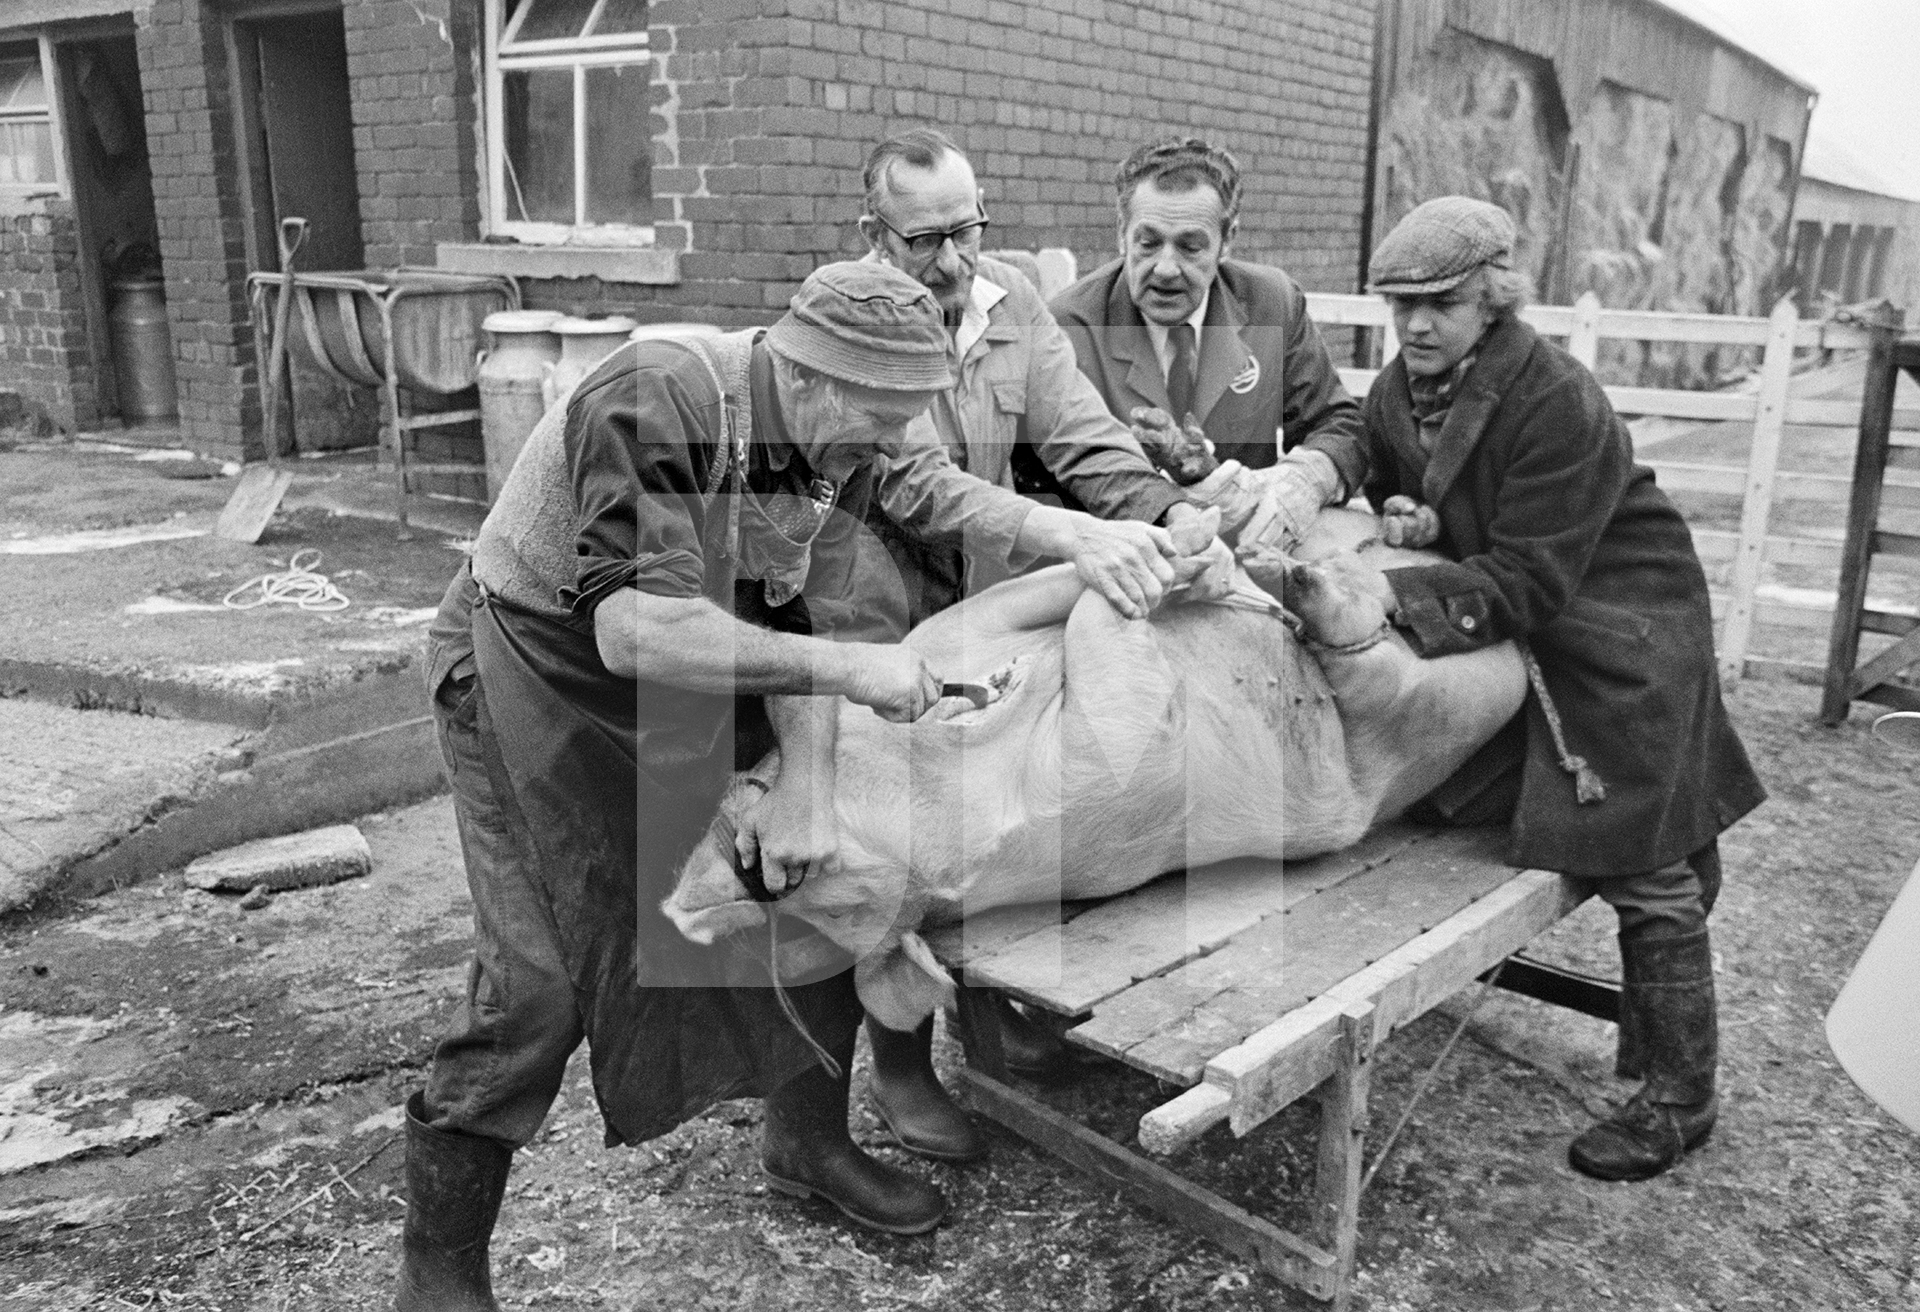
[478, 309, 562, 500]
[542, 315, 639, 411]
[108, 279, 178, 422]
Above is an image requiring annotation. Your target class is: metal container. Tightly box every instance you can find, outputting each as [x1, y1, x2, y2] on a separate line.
[628, 321, 723, 344]
[542, 315, 638, 410]
[479, 309, 563, 501]
[108, 278, 178, 421]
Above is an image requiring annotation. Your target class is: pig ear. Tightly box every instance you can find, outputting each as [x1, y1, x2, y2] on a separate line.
[854, 931, 956, 1032]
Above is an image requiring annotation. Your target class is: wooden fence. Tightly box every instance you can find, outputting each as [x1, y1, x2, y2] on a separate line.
[1303, 291, 1920, 682]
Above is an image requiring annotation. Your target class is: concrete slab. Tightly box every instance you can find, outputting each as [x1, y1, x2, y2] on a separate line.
[0, 698, 245, 914]
[184, 824, 372, 893]
[0, 445, 479, 903]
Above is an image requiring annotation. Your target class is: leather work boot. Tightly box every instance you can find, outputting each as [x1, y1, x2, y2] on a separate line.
[763, 1041, 948, 1235]
[866, 1015, 988, 1163]
[1570, 929, 1719, 1182]
[396, 1092, 512, 1312]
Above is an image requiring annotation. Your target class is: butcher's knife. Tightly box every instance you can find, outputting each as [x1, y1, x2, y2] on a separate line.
[940, 682, 991, 709]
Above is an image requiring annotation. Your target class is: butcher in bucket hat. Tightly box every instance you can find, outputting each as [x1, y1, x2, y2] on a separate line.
[767, 261, 954, 391]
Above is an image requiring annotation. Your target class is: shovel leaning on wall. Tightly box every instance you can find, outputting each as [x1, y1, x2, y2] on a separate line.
[1825, 711, 1920, 1134]
[216, 216, 308, 543]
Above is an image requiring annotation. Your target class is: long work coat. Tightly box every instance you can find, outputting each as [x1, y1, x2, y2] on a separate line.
[1351, 316, 1765, 878]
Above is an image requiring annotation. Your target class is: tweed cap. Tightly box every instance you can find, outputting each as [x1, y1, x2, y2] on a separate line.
[765, 261, 953, 392]
[1368, 196, 1517, 295]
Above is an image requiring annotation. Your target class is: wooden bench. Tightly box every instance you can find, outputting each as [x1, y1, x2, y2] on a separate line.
[922, 823, 1616, 1311]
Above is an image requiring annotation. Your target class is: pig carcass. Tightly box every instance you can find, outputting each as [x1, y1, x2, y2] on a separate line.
[663, 508, 1527, 1030]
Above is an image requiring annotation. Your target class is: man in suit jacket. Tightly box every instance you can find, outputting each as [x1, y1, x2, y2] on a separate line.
[1050, 136, 1364, 549]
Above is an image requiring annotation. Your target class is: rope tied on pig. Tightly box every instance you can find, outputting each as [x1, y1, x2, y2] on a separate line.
[707, 776, 846, 1080]
[1520, 644, 1607, 804]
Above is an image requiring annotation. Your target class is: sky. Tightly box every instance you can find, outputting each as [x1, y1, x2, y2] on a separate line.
[1670, 0, 1920, 200]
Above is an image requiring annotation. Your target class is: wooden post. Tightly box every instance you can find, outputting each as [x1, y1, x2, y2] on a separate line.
[1717, 297, 1799, 681]
[1311, 1001, 1374, 1312]
[1567, 291, 1601, 371]
[1823, 320, 1905, 722]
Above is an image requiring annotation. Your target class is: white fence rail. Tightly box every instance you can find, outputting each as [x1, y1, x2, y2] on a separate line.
[1303, 291, 1920, 681]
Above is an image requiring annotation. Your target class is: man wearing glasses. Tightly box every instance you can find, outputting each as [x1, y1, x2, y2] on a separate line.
[851, 127, 1217, 1166]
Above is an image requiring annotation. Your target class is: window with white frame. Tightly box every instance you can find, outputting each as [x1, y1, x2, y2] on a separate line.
[484, 0, 651, 245]
[0, 42, 58, 191]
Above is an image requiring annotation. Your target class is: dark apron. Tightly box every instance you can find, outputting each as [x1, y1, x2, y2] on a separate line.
[468, 581, 855, 1147]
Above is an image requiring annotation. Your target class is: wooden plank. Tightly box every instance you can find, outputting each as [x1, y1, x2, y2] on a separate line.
[213, 465, 295, 544]
[956, 1067, 1341, 1300]
[1566, 292, 1601, 370]
[1781, 398, 1920, 431]
[1719, 298, 1799, 680]
[1336, 367, 1377, 398]
[951, 825, 1428, 1016]
[1310, 1003, 1373, 1303]
[1186, 870, 1581, 1142]
[1647, 462, 1920, 509]
[1826, 325, 1904, 723]
[1847, 626, 1920, 702]
[1687, 529, 1920, 574]
[1606, 389, 1755, 422]
[1071, 828, 1514, 1086]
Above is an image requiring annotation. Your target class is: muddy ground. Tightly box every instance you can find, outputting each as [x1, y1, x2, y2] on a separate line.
[1, 676, 1916, 1311]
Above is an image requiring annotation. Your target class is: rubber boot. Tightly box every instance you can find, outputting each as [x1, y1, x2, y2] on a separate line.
[763, 1037, 948, 1235]
[396, 1092, 512, 1312]
[866, 1015, 988, 1163]
[1569, 929, 1719, 1182]
[991, 992, 1081, 1084]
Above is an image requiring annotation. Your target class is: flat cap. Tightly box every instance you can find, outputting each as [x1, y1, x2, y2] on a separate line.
[765, 261, 953, 392]
[1367, 196, 1516, 295]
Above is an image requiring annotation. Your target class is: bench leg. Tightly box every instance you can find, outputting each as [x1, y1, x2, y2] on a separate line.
[955, 984, 1011, 1082]
[1311, 1003, 1374, 1312]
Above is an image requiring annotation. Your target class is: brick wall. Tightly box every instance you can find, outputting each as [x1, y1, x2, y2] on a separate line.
[624, 0, 1377, 327]
[138, 0, 262, 459]
[344, 0, 482, 268]
[0, 198, 98, 430]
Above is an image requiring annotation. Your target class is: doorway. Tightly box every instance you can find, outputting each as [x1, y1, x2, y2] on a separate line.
[52, 33, 165, 429]
[231, 4, 377, 452]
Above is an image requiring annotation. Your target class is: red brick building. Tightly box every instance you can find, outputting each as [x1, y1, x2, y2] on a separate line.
[0, 0, 1376, 459]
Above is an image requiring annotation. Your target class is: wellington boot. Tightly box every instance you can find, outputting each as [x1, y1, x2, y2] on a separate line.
[1570, 929, 1719, 1182]
[764, 1047, 947, 1235]
[396, 1093, 511, 1312]
[991, 992, 1081, 1084]
[866, 1016, 988, 1163]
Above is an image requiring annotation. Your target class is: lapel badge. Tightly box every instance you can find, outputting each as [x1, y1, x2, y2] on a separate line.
[1229, 355, 1260, 394]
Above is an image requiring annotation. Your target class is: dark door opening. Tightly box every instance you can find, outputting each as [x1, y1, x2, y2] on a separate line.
[233, 5, 377, 452]
[54, 34, 167, 429]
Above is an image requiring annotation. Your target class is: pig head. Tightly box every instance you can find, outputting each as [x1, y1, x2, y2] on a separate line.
[662, 508, 1527, 1030]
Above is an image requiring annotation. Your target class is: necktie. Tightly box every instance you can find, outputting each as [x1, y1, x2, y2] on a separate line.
[1166, 322, 1197, 423]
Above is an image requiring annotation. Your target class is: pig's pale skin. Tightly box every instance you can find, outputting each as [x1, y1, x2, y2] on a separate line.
[662, 508, 1526, 1030]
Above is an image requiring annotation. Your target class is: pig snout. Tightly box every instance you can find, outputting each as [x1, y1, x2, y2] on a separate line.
[1285, 559, 1387, 649]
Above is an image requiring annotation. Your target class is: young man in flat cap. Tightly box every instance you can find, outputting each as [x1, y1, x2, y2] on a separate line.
[399, 263, 1173, 1309]
[1310, 195, 1765, 1182]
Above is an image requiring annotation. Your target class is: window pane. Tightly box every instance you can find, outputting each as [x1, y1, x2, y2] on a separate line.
[506, 0, 596, 43]
[0, 55, 47, 111]
[0, 121, 55, 185]
[584, 63, 649, 225]
[591, 0, 648, 36]
[502, 68, 574, 223]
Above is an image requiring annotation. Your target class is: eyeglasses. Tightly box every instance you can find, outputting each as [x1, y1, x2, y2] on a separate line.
[872, 210, 991, 261]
